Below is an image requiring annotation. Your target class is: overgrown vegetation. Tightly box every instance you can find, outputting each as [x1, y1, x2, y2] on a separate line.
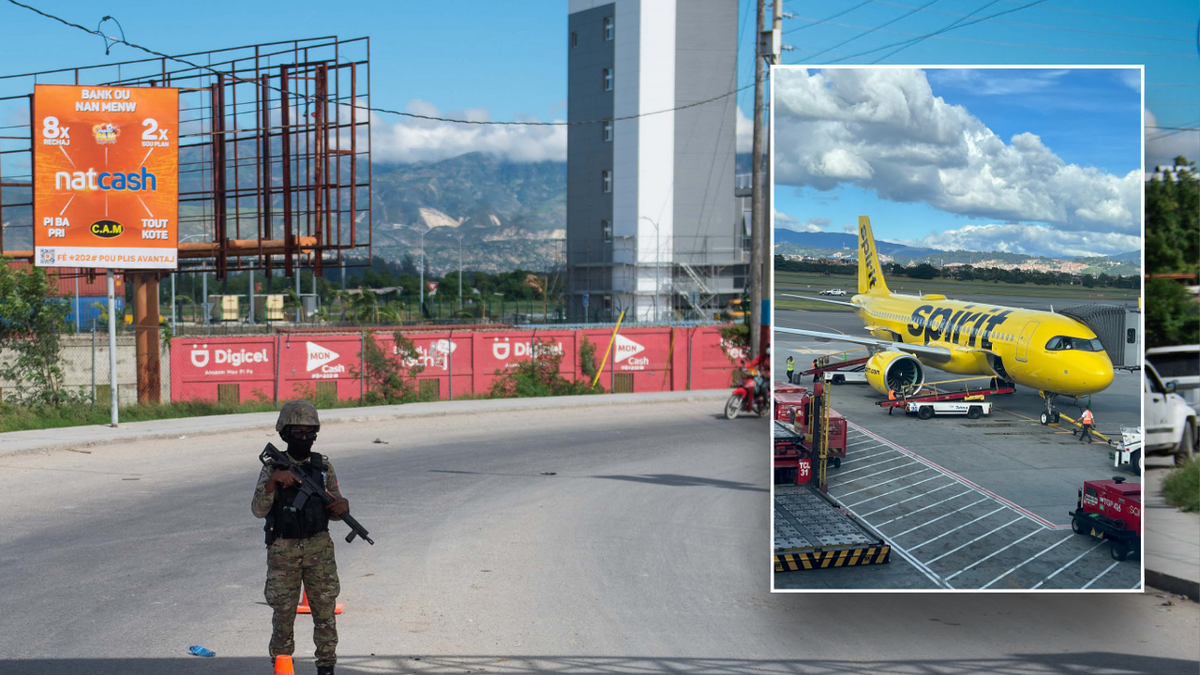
[1162, 458, 1199, 513]
[1145, 158, 1199, 348]
[356, 331, 426, 404]
[488, 340, 600, 398]
[0, 264, 82, 407]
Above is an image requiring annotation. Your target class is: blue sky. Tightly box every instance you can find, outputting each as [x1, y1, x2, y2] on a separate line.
[0, 0, 1195, 245]
[1, 0, 1194, 164]
[772, 67, 1145, 257]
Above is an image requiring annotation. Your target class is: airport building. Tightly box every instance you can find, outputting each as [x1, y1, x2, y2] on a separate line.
[565, 0, 747, 322]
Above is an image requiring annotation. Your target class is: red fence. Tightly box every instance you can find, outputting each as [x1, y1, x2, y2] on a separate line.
[170, 325, 748, 403]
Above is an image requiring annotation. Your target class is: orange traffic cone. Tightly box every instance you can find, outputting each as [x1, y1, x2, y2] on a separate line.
[296, 588, 344, 615]
[273, 654, 294, 675]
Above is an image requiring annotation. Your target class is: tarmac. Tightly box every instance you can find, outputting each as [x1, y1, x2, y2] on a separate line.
[775, 305, 1198, 595]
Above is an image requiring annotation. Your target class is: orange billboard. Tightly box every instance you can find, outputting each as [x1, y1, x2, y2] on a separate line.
[33, 84, 179, 270]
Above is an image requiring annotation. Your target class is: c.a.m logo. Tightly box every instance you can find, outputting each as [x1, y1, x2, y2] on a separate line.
[90, 220, 124, 238]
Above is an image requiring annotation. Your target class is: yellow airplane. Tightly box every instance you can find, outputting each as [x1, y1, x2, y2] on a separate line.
[777, 216, 1115, 425]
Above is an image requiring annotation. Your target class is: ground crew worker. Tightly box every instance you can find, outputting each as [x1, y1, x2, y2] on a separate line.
[252, 400, 350, 675]
[1079, 405, 1095, 444]
[786, 356, 795, 384]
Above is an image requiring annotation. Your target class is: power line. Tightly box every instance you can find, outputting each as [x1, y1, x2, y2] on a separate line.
[816, 0, 1049, 64]
[784, 12, 1192, 57]
[795, 0, 942, 64]
[3, 0, 752, 127]
[997, 0, 1199, 28]
[871, 0, 1037, 63]
[783, 0, 875, 34]
[867, 0, 1196, 41]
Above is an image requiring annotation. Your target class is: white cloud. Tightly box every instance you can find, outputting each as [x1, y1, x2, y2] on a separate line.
[775, 210, 830, 233]
[354, 99, 567, 164]
[736, 105, 753, 155]
[842, 222, 856, 234]
[1145, 108, 1199, 172]
[773, 69, 1141, 234]
[897, 223, 1142, 258]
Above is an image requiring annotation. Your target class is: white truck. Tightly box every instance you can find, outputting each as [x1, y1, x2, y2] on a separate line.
[1144, 362, 1197, 466]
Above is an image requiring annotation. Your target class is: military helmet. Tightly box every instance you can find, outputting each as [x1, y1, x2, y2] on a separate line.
[276, 400, 321, 433]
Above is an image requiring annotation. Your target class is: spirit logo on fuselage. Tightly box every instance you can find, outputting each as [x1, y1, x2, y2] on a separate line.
[905, 304, 1014, 350]
[860, 222, 879, 291]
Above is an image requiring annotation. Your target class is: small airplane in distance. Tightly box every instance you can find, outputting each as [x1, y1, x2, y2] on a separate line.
[777, 215, 1115, 424]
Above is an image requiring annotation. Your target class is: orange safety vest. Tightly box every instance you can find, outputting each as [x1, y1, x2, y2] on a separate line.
[888, 389, 896, 401]
[1081, 410, 1093, 425]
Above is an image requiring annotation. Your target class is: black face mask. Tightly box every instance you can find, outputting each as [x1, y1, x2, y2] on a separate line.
[284, 427, 317, 460]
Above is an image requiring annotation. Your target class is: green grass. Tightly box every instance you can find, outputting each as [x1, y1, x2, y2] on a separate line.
[0, 399, 362, 434]
[775, 298, 853, 313]
[1162, 458, 1199, 513]
[775, 271, 1140, 301]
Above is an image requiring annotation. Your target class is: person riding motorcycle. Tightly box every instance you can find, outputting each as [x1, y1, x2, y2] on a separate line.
[743, 347, 771, 409]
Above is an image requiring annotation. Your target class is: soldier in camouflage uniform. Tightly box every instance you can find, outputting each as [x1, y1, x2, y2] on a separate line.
[252, 400, 350, 675]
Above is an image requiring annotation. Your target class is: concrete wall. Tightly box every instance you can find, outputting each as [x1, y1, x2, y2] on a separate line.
[0, 334, 170, 406]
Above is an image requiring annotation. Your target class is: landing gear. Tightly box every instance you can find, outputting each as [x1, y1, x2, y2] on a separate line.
[1039, 392, 1062, 425]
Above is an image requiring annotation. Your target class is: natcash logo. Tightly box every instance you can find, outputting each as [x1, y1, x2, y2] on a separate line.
[189, 343, 269, 368]
[54, 167, 157, 192]
[90, 220, 123, 238]
[395, 339, 458, 370]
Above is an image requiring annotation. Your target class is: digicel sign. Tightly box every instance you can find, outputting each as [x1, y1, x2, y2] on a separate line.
[33, 84, 179, 270]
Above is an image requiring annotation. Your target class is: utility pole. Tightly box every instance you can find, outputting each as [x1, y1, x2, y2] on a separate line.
[766, 0, 782, 354]
[749, 0, 767, 359]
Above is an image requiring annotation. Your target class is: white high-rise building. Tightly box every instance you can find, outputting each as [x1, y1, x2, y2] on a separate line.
[566, 0, 744, 322]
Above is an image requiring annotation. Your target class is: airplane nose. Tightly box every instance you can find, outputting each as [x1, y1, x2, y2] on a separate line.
[1077, 357, 1114, 395]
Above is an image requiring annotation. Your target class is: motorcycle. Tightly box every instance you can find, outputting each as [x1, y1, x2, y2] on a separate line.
[725, 368, 767, 419]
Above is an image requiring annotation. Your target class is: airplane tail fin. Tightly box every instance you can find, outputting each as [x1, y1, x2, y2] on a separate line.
[857, 215, 891, 296]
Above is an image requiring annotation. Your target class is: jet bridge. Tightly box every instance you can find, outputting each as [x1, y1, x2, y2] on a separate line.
[1057, 304, 1140, 369]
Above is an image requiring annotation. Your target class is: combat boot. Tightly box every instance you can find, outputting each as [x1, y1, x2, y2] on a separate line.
[316, 666, 334, 675]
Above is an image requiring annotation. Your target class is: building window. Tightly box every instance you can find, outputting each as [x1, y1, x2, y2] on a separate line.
[570, 32, 578, 48]
[603, 68, 613, 92]
[603, 121, 613, 142]
[602, 170, 612, 193]
[604, 16, 614, 41]
[602, 219, 613, 242]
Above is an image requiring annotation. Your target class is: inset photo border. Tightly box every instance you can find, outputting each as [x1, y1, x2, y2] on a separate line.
[768, 65, 1146, 592]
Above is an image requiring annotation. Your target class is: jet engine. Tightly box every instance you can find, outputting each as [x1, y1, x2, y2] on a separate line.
[864, 351, 926, 396]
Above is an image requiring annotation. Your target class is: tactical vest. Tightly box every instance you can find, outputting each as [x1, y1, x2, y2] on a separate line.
[264, 453, 329, 546]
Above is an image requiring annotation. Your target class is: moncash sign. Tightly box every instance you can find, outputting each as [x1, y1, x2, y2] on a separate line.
[33, 84, 179, 270]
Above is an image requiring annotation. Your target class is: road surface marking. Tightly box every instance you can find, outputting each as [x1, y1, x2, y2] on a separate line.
[867, 487, 970, 522]
[926, 516, 1024, 565]
[979, 534, 1074, 589]
[846, 474, 943, 507]
[945, 529, 1043, 581]
[1031, 540, 1108, 589]
[889, 497, 992, 538]
[838, 468, 931, 498]
[908, 507, 1006, 551]
[1081, 561, 1123, 589]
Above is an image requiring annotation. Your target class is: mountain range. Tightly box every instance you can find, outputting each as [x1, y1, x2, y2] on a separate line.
[774, 229, 1140, 271]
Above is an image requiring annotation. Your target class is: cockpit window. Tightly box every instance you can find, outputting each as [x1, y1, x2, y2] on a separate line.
[1045, 336, 1104, 352]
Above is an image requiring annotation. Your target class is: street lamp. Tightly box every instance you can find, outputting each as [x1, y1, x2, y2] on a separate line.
[418, 225, 432, 318]
[639, 216, 661, 323]
[176, 234, 207, 330]
[455, 232, 465, 314]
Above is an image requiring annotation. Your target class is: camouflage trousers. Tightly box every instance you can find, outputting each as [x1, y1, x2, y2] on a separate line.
[265, 530, 341, 667]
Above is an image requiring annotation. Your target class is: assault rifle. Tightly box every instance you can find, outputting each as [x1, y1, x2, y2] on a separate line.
[259, 443, 375, 545]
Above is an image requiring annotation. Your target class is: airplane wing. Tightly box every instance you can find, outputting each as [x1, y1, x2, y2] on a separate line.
[775, 326, 953, 363]
[779, 293, 857, 308]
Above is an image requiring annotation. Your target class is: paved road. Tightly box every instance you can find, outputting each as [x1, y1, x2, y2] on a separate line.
[1, 397, 1197, 674]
